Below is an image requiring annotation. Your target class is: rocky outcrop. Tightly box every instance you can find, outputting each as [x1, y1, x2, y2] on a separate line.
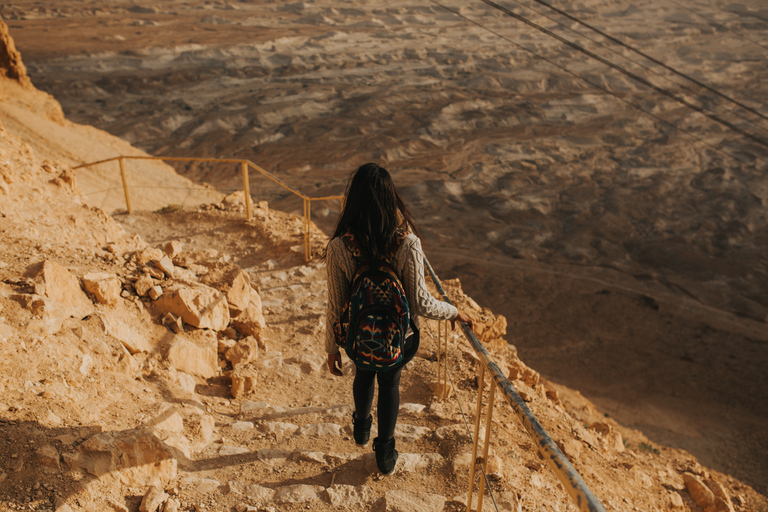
[0, 19, 31, 88]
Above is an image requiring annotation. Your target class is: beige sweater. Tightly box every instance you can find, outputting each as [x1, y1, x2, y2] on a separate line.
[325, 233, 458, 354]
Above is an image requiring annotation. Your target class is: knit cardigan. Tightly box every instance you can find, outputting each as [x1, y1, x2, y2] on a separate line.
[325, 233, 458, 355]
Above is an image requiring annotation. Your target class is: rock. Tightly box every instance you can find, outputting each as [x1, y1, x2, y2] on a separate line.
[257, 448, 292, 461]
[97, 303, 154, 354]
[258, 351, 282, 369]
[285, 354, 323, 373]
[668, 492, 685, 509]
[163, 241, 183, 257]
[139, 486, 168, 512]
[558, 438, 583, 461]
[107, 497, 129, 512]
[148, 285, 163, 300]
[162, 312, 184, 334]
[226, 336, 259, 366]
[134, 248, 164, 267]
[375, 490, 446, 512]
[155, 255, 175, 278]
[683, 473, 716, 510]
[231, 364, 258, 398]
[134, 274, 154, 297]
[155, 283, 230, 330]
[179, 476, 221, 493]
[231, 293, 267, 340]
[163, 498, 180, 512]
[291, 450, 325, 463]
[259, 421, 300, 436]
[201, 266, 252, 314]
[273, 484, 324, 504]
[82, 272, 122, 305]
[507, 358, 540, 387]
[68, 430, 177, 487]
[395, 424, 431, 442]
[36, 444, 60, 469]
[297, 423, 344, 437]
[323, 484, 374, 508]
[28, 260, 94, 320]
[167, 331, 219, 378]
[399, 403, 426, 415]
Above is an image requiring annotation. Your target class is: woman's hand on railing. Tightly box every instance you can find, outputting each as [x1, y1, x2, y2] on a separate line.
[451, 308, 474, 331]
[327, 352, 343, 376]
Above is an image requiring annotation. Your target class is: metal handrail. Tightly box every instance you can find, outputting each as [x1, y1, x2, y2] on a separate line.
[72, 155, 344, 262]
[423, 257, 607, 512]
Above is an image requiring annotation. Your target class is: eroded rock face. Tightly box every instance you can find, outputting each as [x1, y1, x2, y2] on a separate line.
[0, 19, 31, 88]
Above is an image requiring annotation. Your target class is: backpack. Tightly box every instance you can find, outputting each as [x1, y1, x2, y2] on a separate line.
[333, 230, 416, 371]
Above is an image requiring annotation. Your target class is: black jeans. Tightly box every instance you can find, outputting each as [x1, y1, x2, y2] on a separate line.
[353, 363, 403, 442]
[352, 331, 418, 441]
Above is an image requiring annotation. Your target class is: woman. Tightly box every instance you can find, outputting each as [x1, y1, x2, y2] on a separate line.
[325, 163, 473, 475]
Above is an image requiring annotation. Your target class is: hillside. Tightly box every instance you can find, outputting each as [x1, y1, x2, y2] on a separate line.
[1, 16, 767, 512]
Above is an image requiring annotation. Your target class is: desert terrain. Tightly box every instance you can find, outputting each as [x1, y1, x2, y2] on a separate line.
[1, 0, 767, 508]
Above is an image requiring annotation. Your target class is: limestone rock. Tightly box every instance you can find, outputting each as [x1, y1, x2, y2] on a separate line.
[163, 241, 184, 257]
[0, 18, 32, 88]
[36, 444, 60, 469]
[148, 285, 163, 300]
[163, 498, 180, 512]
[155, 255, 175, 278]
[97, 302, 155, 354]
[324, 485, 374, 508]
[68, 430, 177, 487]
[684, 473, 716, 511]
[395, 424, 431, 442]
[231, 364, 258, 398]
[29, 260, 94, 320]
[82, 272, 122, 305]
[375, 490, 446, 512]
[507, 358, 540, 387]
[134, 274, 154, 297]
[134, 248, 164, 267]
[139, 486, 168, 512]
[231, 293, 266, 339]
[259, 421, 300, 436]
[201, 265, 252, 314]
[297, 423, 343, 437]
[273, 484, 324, 504]
[226, 336, 259, 366]
[166, 331, 219, 378]
[155, 283, 230, 330]
[285, 354, 323, 374]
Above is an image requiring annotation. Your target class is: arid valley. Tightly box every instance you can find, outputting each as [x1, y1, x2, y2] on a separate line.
[1, 0, 767, 510]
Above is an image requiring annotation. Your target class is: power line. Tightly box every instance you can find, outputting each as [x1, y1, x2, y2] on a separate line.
[428, 0, 759, 165]
[517, 0, 768, 125]
[475, 0, 768, 151]
[500, 0, 768, 136]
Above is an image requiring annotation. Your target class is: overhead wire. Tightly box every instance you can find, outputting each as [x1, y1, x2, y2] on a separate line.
[499, 0, 768, 135]
[427, 0, 760, 165]
[474, 0, 768, 151]
[516, 0, 768, 125]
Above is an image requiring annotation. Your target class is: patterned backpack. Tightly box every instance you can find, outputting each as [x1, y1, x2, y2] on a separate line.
[333, 230, 415, 371]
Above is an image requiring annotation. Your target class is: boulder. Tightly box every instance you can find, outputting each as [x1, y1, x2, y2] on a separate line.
[226, 336, 259, 366]
[28, 260, 93, 320]
[155, 283, 230, 330]
[66, 430, 177, 487]
[231, 293, 266, 340]
[166, 331, 219, 378]
[201, 265, 252, 314]
[82, 272, 122, 305]
[684, 473, 716, 511]
[139, 487, 168, 512]
[97, 302, 156, 354]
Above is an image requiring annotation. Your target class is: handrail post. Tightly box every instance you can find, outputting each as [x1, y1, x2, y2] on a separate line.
[477, 382, 496, 512]
[436, 320, 442, 397]
[118, 157, 132, 213]
[304, 198, 311, 262]
[467, 365, 486, 512]
[241, 161, 252, 221]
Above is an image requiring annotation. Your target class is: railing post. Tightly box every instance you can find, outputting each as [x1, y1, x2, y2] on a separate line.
[467, 365, 486, 512]
[304, 198, 311, 262]
[241, 161, 252, 221]
[477, 382, 496, 512]
[118, 157, 132, 213]
[436, 320, 442, 396]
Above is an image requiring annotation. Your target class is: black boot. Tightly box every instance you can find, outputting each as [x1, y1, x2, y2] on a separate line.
[352, 412, 372, 446]
[373, 437, 398, 475]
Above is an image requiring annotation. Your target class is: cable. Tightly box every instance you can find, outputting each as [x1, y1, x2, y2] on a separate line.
[475, 0, 768, 150]
[516, 0, 768, 124]
[500, 0, 768, 135]
[428, 0, 764, 164]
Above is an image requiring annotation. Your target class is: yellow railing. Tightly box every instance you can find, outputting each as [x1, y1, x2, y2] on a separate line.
[425, 258, 607, 512]
[73, 156, 344, 262]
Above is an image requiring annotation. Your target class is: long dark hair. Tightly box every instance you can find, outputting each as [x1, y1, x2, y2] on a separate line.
[330, 163, 419, 261]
